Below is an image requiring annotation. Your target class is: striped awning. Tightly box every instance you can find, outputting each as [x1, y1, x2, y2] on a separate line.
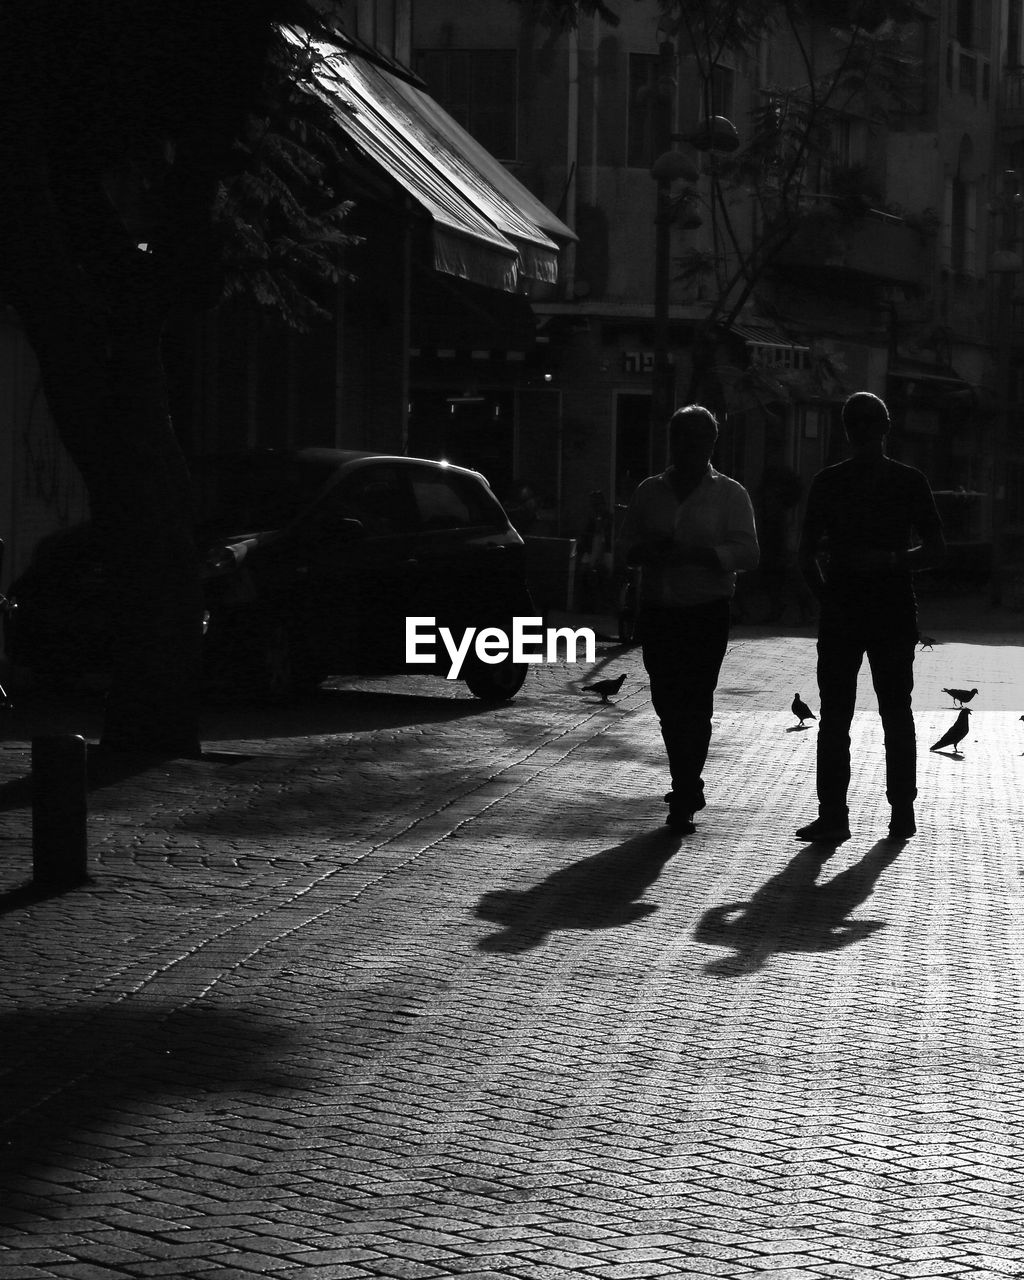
[291, 30, 574, 294]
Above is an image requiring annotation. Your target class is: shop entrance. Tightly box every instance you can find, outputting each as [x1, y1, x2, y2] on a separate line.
[614, 392, 654, 507]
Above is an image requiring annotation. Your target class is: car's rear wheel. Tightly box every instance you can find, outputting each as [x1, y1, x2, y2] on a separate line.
[462, 652, 528, 702]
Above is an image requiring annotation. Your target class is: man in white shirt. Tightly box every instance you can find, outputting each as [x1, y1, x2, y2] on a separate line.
[619, 405, 760, 834]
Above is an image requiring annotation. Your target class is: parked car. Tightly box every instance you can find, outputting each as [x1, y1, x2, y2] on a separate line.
[3, 449, 535, 702]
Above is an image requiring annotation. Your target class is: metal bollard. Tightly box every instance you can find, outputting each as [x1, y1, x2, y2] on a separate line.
[32, 735, 88, 890]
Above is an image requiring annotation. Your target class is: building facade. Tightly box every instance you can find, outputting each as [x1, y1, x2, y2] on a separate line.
[410, 0, 1019, 590]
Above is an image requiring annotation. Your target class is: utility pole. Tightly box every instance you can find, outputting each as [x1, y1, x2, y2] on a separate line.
[989, 169, 1023, 607]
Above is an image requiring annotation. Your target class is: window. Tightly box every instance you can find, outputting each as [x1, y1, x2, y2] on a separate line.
[949, 175, 977, 273]
[414, 49, 518, 160]
[709, 64, 735, 119]
[331, 466, 417, 535]
[830, 116, 866, 169]
[1010, 0, 1023, 65]
[627, 51, 673, 168]
[959, 50, 977, 97]
[956, 0, 974, 47]
[408, 467, 505, 531]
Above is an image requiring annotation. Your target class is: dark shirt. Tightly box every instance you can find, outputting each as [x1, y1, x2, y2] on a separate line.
[800, 455, 943, 613]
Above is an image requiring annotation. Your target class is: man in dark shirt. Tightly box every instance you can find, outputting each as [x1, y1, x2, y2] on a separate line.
[795, 392, 945, 843]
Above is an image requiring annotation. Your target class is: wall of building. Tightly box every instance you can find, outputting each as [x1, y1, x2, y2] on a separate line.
[0, 309, 89, 585]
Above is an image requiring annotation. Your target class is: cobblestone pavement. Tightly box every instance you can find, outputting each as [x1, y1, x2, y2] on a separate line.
[1, 614, 1023, 1280]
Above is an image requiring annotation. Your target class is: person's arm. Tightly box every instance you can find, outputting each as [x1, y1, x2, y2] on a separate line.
[797, 479, 828, 599]
[711, 485, 760, 573]
[617, 484, 675, 568]
[900, 476, 946, 573]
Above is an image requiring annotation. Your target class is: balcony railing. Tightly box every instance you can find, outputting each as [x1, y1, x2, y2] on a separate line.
[780, 207, 926, 285]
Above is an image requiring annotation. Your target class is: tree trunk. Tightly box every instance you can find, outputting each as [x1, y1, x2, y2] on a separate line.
[20, 295, 205, 757]
[0, 134, 204, 756]
[0, 1, 279, 756]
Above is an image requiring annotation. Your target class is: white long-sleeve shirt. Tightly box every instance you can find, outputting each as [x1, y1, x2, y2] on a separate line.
[619, 466, 760, 607]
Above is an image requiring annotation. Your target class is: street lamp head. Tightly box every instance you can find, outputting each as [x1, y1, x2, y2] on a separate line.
[650, 150, 700, 183]
[685, 115, 740, 154]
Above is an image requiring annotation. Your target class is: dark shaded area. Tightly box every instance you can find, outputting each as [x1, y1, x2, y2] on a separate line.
[0, 1003, 296, 1225]
[695, 839, 903, 976]
[475, 828, 681, 952]
[0, 685, 500, 812]
[0, 682, 511, 749]
[201, 685, 501, 741]
[0, 879, 84, 916]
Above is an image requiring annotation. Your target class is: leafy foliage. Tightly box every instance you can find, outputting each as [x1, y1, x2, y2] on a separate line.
[216, 28, 361, 330]
[669, 0, 922, 339]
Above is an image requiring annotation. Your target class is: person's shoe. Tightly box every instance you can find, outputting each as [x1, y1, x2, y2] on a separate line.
[795, 816, 850, 843]
[888, 804, 916, 840]
[664, 793, 697, 834]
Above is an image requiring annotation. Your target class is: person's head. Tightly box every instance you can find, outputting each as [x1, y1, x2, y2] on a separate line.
[842, 391, 889, 453]
[668, 405, 719, 477]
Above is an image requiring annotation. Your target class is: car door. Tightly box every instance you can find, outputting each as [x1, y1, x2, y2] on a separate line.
[292, 461, 423, 673]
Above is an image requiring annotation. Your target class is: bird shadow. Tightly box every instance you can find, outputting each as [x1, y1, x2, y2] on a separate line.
[929, 749, 965, 760]
[475, 828, 681, 953]
[694, 839, 903, 977]
[786, 724, 812, 733]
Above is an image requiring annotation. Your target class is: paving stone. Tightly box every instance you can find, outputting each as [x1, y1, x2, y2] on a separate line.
[3, 629, 1024, 1279]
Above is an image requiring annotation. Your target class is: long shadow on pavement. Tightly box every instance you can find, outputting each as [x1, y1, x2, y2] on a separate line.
[0, 686, 495, 812]
[695, 839, 904, 977]
[0, 1003, 296, 1223]
[0, 685, 492, 753]
[475, 827, 682, 953]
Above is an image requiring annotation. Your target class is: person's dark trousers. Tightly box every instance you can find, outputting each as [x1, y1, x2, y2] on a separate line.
[815, 595, 918, 822]
[639, 598, 732, 816]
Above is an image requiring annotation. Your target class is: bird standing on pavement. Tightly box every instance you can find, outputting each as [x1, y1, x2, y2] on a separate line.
[581, 672, 626, 702]
[930, 708, 971, 754]
[942, 686, 978, 708]
[918, 633, 937, 651]
[791, 693, 816, 728]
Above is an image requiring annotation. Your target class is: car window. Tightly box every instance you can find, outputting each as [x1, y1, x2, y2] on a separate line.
[322, 466, 417, 535]
[408, 467, 506, 531]
[192, 455, 337, 533]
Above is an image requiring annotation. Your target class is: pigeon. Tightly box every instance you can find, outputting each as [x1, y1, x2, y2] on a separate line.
[918, 634, 937, 651]
[942, 687, 978, 707]
[930, 707, 971, 753]
[581, 672, 626, 702]
[791, 693, 816, 727]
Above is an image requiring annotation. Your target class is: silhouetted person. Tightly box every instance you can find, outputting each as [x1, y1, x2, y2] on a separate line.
[618, 405, 759, 834]
[796, 392, 945, 843]
[696, 840, 901, 975]
[578, 489, 614, 610]
[476, 829, 679, 952]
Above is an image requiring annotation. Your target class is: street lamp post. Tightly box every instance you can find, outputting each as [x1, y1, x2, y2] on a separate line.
[988, 169, 1023, 608]
[650, 149, 699, 439]
[649, 116, 740, 450]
